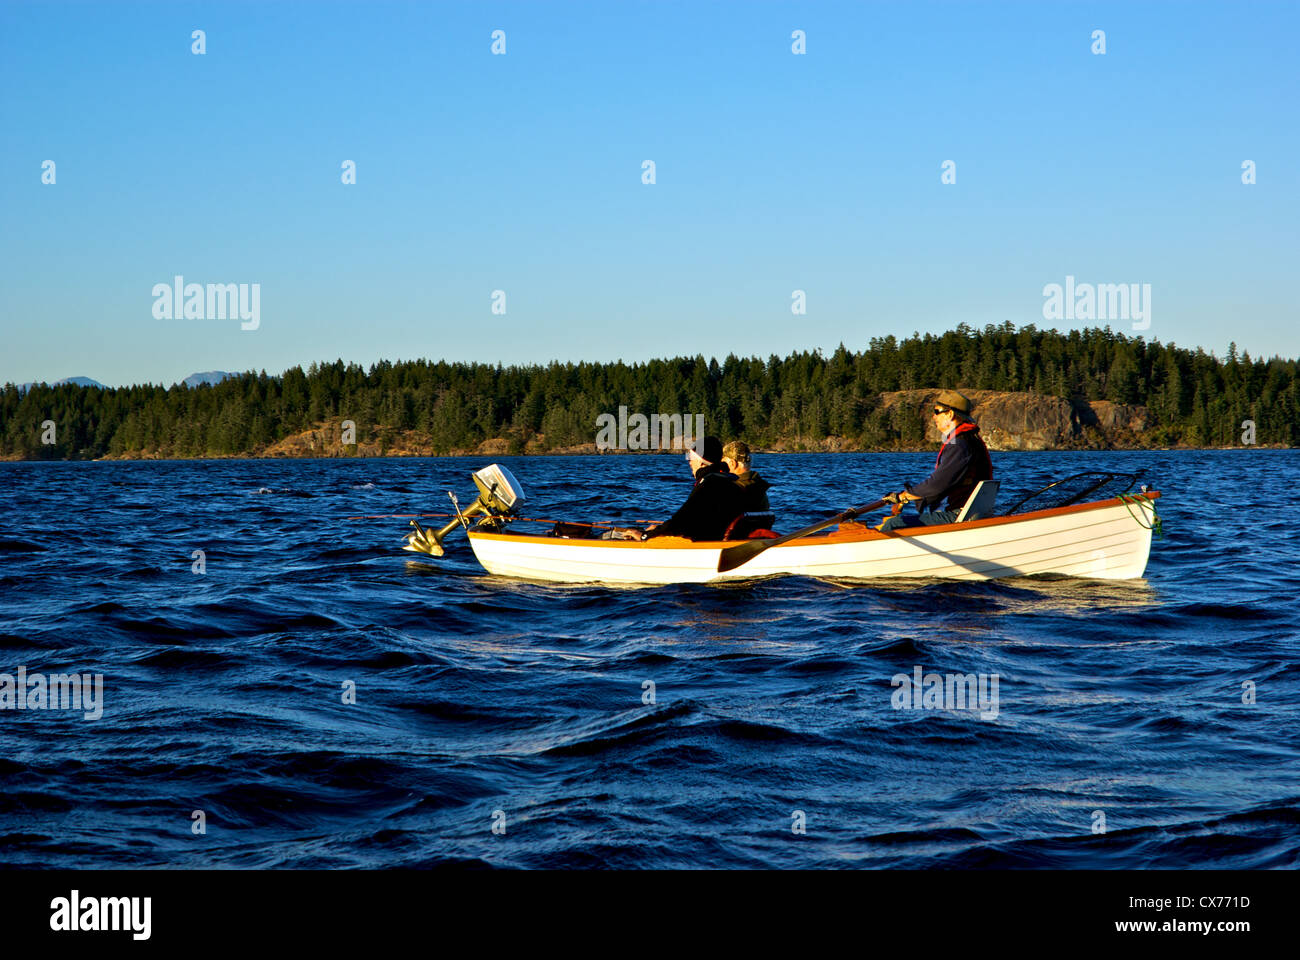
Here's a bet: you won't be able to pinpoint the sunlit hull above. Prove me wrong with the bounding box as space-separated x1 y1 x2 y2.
465 494 1161 585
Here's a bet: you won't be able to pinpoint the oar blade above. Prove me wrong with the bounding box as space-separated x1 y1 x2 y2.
715 499 887 575
716 538 772 573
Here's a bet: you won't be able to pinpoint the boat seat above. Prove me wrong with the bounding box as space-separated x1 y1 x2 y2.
956 480 999 523
723 513 778 541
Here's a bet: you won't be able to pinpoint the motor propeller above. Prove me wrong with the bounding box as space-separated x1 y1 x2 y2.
403 464 525 557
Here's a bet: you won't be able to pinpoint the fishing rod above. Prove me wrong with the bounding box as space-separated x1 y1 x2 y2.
344 510 661 527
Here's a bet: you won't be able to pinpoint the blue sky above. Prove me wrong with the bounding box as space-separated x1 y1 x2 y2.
2 0 1296 388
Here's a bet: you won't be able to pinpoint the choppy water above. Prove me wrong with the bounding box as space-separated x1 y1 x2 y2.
1 451 1297 868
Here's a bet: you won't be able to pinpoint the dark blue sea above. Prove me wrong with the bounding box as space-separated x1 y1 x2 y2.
1 451 1297 869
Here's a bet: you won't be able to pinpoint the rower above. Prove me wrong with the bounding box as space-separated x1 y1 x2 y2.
877 390 994 531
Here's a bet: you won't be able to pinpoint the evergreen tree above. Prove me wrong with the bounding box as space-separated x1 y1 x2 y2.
3 325 1295 458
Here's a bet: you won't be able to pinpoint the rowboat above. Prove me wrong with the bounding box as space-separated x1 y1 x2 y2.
403 464 1163 585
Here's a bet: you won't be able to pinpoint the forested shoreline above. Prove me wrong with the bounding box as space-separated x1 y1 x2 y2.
3 323 1295 460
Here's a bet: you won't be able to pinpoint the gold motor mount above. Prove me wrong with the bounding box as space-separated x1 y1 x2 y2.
402 464 526 557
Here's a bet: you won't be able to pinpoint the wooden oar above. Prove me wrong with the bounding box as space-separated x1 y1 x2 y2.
716 499 887 573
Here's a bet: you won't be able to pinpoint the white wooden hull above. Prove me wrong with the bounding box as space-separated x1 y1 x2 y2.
465 495 1160 585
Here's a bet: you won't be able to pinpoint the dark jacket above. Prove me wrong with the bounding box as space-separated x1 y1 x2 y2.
692 461 729 488
731 470 771 512
647 472 746 541
905 422 993 513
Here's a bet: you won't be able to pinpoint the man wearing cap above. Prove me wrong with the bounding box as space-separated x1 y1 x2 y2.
877 390 994 532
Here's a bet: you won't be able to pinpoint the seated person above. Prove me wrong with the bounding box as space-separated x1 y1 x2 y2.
878 390 993 532
719 440 776 540
720 440 770 511
597 436 735 541
686 435 729 487
645 439 769 541
642 471 744 541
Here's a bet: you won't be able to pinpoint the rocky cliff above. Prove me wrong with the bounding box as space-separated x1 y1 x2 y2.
876 389 1150 451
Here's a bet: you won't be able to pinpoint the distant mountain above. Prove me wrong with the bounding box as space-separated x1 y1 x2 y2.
13 376 108 392
181 371 236 388
10 372 240 392
55 376 108 388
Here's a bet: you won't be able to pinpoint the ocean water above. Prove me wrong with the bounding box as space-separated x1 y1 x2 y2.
0 451 1297 869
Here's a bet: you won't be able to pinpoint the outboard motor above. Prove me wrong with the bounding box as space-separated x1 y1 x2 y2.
404 464 526 556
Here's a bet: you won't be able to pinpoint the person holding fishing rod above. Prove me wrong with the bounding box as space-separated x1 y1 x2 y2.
876 390 994 531
642 439 772 541
686 435 729 487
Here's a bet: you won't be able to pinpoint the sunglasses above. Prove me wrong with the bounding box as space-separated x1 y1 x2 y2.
932 407 950 416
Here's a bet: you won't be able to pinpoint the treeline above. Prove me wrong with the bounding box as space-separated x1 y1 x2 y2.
3 323 1296 459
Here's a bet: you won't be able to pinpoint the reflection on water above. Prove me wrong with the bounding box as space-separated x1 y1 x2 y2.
986 575 1159 612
